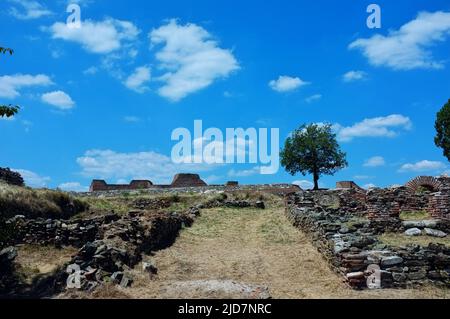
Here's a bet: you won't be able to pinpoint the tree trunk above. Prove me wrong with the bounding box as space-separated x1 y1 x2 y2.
313 171 319 191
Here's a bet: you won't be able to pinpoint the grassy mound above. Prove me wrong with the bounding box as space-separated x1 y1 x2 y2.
0 181 88 220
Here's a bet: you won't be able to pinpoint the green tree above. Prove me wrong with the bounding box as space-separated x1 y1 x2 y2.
435 99 450 162
0 47 19 118
281 124 348 190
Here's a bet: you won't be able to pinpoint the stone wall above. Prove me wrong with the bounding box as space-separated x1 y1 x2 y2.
285 191 450 289
89 180 153 192
336 181 363 191
0 168 24 187
366 177 450 223
171 174 207 187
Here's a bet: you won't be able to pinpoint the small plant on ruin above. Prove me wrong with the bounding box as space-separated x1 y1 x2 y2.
0 47 20 119
435 99 450 162
281 124 348 190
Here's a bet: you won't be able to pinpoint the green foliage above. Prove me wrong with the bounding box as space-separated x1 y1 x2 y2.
0 47 14 55
280 124 348 190
0 46 19 119
0 105 20 118
435 99 450 161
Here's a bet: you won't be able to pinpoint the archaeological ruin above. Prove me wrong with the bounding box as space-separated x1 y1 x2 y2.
286 175 450 289
89 174 208 192
1 173 449 298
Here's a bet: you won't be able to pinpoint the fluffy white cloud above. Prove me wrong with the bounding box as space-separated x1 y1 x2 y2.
0 74 53 98
364 184 377 190
349 11 450 70
399 160 447 172
58 182 88 192
41 91 75 109
305 94 322 103
269 75 309 92
335 114 412 142
13 169 50 188
364 156 386 167
76 149 215 185
48 19 140 54
124 66 151 93
150 19 239 102
8 0 52 20
343 70 368 82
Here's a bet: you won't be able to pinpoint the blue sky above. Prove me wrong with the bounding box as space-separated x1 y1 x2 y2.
1 0 450 191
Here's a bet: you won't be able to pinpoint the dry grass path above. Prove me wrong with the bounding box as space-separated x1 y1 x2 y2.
120 198 448 299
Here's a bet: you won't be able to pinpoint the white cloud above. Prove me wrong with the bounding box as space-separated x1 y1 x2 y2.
364 183 377 190
269 75 309 92
292 180 314 190
58 182 88 192
124 66 151 93
48 18 140 54
8 0 52 20
150 19 239 102
41 91 75 110
363 156 386 167
399 160 447 173
228 166 260 178
305 94 322 103
0 74 53 99
13 169 50 188
76 149 215 185
349 11 450 70
335 114 412 142
83 66 98 75
343 70 368 82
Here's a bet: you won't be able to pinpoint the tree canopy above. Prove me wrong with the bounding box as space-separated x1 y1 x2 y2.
0 46 19 118
435 99 450 162
280 123 348 190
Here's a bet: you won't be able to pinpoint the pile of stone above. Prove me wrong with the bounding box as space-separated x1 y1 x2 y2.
0 168 24 187
63 209 196 291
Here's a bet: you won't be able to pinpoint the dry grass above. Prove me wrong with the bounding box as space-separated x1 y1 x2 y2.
0 182 87 219
400 211 431 221
82 193 208 216
380 233 450 248
15 245 78 284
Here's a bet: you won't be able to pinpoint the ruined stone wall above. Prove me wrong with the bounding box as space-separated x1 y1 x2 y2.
366 180 449 223
285 191 450 289
89 180 154 192
171 174 207 187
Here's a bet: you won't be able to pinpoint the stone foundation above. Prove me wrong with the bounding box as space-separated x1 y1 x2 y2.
285 191 450 289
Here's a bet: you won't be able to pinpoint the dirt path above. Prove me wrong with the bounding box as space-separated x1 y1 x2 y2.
124 198 449 299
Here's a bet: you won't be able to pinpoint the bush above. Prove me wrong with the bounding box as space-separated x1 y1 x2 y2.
0 168 24 187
